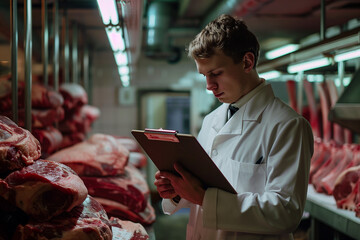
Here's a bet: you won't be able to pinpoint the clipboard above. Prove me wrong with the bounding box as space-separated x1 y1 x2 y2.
131 129 237 194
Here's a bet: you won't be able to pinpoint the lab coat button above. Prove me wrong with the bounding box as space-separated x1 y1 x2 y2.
212 149 218 156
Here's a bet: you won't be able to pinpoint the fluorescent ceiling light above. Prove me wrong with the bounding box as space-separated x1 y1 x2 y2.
287 57 331 73
334 48 360 62
121 75 130 87
114 51 128 66
265 44 299 60
335 77 351 87
96 0 119 25
118 66 129 76
106 27 125 52
259 70 281 80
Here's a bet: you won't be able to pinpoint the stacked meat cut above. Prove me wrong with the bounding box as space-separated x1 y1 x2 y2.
287 79 360 218
58 83 100 149
0 79 100 157
0 79 65 157
0 116 149 239
47 133 155 226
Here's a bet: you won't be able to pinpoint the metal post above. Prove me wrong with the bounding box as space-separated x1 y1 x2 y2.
10 0 18 123
320 0 326 41
296 71 304 115
42 0 49 86
62 9 70 83
24 0 32 131
72 22 78 83
53 0 59 91
83 43 89 94
338 61 345 94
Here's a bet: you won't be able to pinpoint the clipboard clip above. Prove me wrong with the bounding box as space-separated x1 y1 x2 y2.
144 128 179 142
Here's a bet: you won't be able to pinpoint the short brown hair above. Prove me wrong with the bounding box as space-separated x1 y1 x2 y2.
187 14 260 67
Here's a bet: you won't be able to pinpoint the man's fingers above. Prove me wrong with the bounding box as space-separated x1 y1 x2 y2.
174 162 189 180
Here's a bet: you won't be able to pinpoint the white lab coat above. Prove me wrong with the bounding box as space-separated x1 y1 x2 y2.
162 83 314 240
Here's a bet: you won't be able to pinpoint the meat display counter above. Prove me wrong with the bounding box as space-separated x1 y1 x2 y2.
305 185 360 240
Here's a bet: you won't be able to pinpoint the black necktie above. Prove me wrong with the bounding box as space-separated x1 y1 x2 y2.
228 105 239 119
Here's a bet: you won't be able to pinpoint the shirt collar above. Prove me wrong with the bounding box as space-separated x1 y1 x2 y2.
231 79 266 109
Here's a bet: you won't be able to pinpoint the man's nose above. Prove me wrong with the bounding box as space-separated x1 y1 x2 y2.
206 77 217 91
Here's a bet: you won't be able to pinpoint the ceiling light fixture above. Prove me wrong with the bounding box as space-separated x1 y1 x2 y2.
259 70 281 80
118 66 129 76
121 75 130 87
106 27 125 52
334 47 360 62
96 0 119 25
287 57 331 73
265 44 300 60
114 51 128 66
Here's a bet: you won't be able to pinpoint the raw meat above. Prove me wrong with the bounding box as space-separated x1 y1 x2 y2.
31 83 64 109
110 217 149 240
47 134 129 176
82 165 149 213
60 132 86 149
309 139 332 183
0 116 41 174
312 143 344 193
0 159 88 221
129 152 148 169
32 126 63 156
95 197 156 226
1 107 65 129
317 82 332 142
333 165 360 211
326 80 345 145
303 79 321 138
0 196 28 240
13 195 112 240
59 83 88 111
114 136 143 153
286 80 298 113
319 144 357 195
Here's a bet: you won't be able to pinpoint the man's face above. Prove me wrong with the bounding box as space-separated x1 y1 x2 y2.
195 50 250 104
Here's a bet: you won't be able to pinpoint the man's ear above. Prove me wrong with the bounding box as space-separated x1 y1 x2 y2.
243 52 255 72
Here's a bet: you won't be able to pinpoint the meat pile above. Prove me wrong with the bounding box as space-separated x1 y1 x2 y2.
47 133 155 226
0 116 149 239
0 79 100 157
287 79 360 218
58 83 100 149
0 79 65 157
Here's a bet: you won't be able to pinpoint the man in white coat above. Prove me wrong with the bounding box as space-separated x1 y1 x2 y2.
154 14 314 240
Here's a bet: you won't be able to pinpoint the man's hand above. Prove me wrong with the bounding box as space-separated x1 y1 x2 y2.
158 162 206 206
154 170 178 200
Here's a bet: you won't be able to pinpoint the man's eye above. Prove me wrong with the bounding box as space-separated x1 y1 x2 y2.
211 72 221 77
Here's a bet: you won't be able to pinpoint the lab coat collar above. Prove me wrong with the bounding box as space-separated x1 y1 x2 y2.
211 83 275 135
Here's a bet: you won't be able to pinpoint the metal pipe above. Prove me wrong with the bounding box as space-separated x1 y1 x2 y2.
10 0 18 123
62 9 70 83
53 0 59 91
42 0 49 86
72 22 78 83
24 0 32 131
320 0 326 41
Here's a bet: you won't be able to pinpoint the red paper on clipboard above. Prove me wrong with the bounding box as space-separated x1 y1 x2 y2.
131 129 237 194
